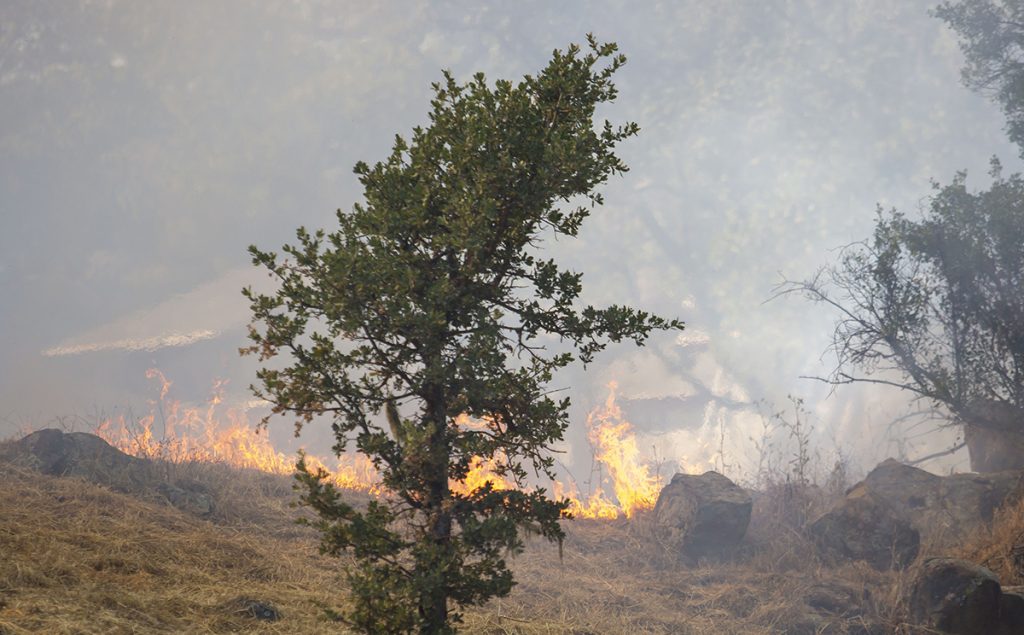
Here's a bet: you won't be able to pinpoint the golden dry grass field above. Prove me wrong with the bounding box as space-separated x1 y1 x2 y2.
3 443 1021 634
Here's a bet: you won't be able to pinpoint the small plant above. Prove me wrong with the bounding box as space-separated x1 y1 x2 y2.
778 395 814 487
745 396 833 533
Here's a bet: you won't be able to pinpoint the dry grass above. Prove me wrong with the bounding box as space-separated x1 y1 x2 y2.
0 460 348 634
955 493 1024 585
0 447 907 634
461 517 893 634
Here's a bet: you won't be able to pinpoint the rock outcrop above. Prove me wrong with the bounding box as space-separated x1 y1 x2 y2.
1 428 149 489
1 429 215 518
807 487 919 570
963 399 1024 472
809 458 1024 567
653 471 751 560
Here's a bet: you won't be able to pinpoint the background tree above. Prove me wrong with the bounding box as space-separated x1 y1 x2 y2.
242 37 683 633
778 2 1024 470
778 162 1024 467
935 0 1024 156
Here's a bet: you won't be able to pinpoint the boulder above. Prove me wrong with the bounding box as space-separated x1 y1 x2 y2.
807 487 919 570
0 428 149 489
832 458 1023 548
908 558 1002 634
965 424 1024 473
998 586 1024 633
855 459 940 514
803 579 865 618
653 471 751 560
1 429 216 518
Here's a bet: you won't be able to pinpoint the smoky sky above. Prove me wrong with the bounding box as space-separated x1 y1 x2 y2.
1 0 1019 475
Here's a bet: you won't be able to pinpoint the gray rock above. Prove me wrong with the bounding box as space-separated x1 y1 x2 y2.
1 428 149 489
227 597 280 621
803 580 864 617
856 459 940 512
908 557 1002 634
808 488 919 570
963 399 1024 472
653 471 751 560
829 458 1023 549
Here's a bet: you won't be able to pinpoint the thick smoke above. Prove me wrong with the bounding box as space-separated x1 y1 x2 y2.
1 1 1018 478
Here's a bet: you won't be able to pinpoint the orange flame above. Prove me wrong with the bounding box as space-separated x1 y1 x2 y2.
450 414 516 495
456 455 515 494
555 382 662 519
583 381 662 517
449 385 663 519
95 369 383 495
97 372 662 520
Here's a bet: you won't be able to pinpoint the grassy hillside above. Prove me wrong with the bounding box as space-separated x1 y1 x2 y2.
15 426 1024 634
0 445 930 635
0 458 346 634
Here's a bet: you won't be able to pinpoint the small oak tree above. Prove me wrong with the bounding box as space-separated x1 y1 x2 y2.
242 37 683 633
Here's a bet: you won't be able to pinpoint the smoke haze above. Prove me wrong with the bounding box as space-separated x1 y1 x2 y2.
2 0 1019 476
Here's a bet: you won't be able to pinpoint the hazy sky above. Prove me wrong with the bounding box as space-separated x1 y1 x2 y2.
2 0 1018 477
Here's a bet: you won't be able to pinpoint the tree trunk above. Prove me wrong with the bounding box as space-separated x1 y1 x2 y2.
964 399 1024 472
420 509 452 634
419 389 452 634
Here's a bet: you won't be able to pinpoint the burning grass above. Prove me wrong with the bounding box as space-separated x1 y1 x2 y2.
0 372 930 632
91 371 673 522
0 446 905 634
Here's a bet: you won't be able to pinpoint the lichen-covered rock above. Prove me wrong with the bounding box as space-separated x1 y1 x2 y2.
653 471 751 560
807 487 919 570
908 557 1002 634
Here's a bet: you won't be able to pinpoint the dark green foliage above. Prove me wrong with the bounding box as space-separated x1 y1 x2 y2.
243 37 683 633
935 0 1024 156
780 160 1024 424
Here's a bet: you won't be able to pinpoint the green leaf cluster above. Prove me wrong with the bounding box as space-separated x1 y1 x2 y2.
935 0 1024 157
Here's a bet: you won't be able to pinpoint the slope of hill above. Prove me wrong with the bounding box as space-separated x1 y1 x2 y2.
0 458 347 634
0 441 913 634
